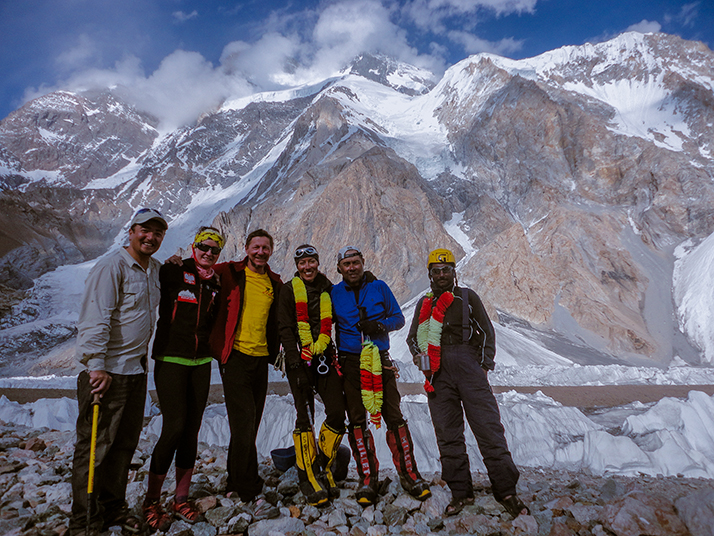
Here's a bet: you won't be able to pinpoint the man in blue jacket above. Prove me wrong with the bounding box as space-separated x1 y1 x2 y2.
332 246 430 506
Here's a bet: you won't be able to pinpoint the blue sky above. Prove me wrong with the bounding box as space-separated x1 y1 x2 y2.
1 0 711 128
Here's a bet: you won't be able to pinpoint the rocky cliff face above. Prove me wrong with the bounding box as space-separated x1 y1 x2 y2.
1 32 713 373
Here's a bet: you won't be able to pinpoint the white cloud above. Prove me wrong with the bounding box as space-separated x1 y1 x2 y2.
625 19 662 34
677 2 699 27
25 52 254 133
55 34 100 72
226 0 444 87
448 30 524 56
21 0 448 130
173 10 198 23
663 2 699 28
404 0 537 32
220 33 302 88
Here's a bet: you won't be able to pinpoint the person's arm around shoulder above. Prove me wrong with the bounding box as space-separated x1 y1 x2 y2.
158 261 183 296
76 259 123 396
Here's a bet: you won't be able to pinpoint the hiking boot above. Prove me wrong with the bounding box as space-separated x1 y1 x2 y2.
168 499 201 523
355 484 378 507
142 500 172 532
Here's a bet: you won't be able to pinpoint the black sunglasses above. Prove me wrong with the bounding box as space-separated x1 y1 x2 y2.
295 246 318 259
195 243 222 255
430 265 454 276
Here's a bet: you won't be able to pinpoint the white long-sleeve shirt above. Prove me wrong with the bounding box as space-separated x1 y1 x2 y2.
76 248 161 375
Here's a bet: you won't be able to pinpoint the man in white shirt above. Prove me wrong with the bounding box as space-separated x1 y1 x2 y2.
69 208 167 536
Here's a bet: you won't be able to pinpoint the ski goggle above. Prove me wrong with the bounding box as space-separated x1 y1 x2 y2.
295 246 318 260
194 243 222 255
430 265 454 276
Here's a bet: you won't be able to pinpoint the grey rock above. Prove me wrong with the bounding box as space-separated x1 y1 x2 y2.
302 504 321 523
451 513 501 535
350 520 370 536
469 495 502 516
391 495 422 512
226 513 251 534
204 505 237 527
328 508 348 527
360 505 375 524
592 525 610 536
366 526 388 536
601 490 690 536
427 517 444 531
568 503 602 524
333 497 362 517
277 466 301 496
166 519 193 536
382 504 408 526
675 489 714 536
373 509 383 525
0 437 22 450
264 488 282 505
599 477 625 501
252 502 281 521
190 521 217 536
511 514 539 534
419 487 450 518
249 516 305 536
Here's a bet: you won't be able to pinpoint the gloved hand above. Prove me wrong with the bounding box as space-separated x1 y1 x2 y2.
288 362 311 389
356 320 386 336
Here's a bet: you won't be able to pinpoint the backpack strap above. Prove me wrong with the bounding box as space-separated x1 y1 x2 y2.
461 287 470 344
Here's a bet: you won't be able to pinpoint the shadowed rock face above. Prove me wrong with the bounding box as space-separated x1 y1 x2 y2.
1 32 713 370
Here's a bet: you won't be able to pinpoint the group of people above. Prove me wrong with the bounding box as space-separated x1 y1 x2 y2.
69 207 528 536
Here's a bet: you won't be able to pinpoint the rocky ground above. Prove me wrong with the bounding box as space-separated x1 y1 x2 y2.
2 420 714 536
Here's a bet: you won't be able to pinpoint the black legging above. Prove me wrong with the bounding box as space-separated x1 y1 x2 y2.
150 360 211 474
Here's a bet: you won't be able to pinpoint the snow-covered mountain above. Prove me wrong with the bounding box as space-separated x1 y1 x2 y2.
1 32 714 375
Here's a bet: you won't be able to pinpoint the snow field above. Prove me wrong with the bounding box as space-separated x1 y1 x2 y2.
4 386 714 479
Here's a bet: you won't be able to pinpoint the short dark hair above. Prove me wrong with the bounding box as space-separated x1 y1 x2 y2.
245 229 274 249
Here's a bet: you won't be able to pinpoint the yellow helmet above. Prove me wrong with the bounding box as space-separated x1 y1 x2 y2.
428 248 456 267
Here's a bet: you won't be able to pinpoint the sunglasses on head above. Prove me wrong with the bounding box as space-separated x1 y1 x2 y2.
430 265 454 276
195 242 222 255
295 246 318 259
136 207 163 215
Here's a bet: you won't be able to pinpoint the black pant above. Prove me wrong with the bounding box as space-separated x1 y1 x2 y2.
427 344 519 501
70 371 146 535
339 351 406 429
287 356 346 432
219 350 269 501
150 360 211 474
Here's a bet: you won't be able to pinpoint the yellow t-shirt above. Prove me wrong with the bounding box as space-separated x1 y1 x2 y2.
233 268 274 356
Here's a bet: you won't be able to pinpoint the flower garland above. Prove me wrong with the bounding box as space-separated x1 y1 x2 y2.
416 291 454 392
360 340 383 428
292 276 332 361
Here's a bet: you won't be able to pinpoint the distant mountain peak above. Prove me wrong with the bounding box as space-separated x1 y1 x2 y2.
342 52 437 96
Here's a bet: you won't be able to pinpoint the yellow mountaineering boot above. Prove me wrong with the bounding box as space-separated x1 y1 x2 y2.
317 422 345 498
293 428 329 507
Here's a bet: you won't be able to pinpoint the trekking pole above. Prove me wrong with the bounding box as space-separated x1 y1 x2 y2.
86 393 101 536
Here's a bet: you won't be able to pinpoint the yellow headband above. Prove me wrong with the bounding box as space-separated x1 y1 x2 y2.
194 229 225 248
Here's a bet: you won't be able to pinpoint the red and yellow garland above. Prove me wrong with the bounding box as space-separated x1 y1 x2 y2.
292 276 332 361
416 291 454 392
360 340 383 428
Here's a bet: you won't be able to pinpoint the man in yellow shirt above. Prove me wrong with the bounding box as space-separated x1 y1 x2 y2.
209 229 283 502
